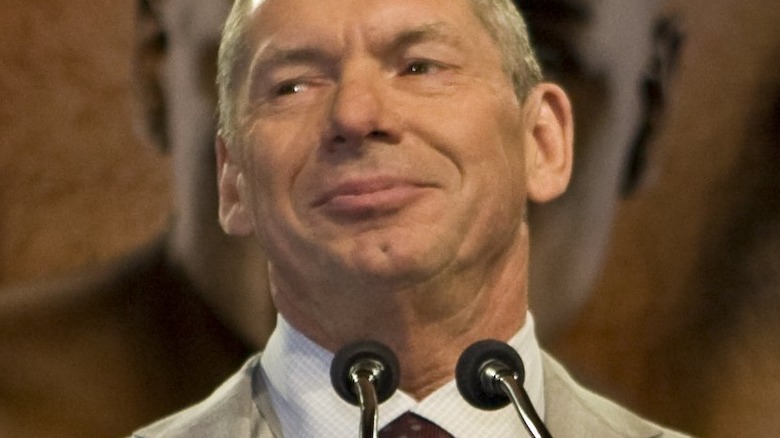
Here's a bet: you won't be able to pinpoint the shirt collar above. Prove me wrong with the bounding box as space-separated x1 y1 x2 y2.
260 313 545 437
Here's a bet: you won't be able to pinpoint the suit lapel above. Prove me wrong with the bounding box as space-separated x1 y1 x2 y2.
542 353 664 437
251 360 285 437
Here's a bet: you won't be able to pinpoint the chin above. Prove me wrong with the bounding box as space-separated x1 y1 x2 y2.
341 238 453 286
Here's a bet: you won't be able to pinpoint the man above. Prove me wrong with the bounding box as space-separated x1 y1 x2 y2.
133 0 690 436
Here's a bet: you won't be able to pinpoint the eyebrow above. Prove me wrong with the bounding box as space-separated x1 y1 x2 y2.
384 22 463 55
252 46 333 74
245 45 333 102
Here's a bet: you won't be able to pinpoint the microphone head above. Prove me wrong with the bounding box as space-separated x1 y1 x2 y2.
330 340 401 406
455 339 525 410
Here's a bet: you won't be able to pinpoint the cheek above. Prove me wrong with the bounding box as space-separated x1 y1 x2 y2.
244 118 319 191
238 116 327 245
238 159 299 260
409 103 526 253
439 101 526 190
454 102 528 226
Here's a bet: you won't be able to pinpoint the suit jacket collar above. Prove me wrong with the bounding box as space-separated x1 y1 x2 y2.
542 353 665 437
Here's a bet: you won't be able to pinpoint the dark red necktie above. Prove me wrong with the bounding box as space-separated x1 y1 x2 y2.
379 412 454 438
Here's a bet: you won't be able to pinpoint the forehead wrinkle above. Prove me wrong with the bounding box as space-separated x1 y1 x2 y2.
248 21 463 78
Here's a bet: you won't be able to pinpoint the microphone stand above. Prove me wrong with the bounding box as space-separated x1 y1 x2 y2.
481 359 552 438
331 341 400 438
351 359 384 438
456 339 553 438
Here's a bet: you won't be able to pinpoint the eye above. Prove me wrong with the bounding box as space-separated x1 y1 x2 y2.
275 81 307 96
403 61 437 75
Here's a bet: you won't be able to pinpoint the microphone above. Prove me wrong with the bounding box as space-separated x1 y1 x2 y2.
330 341 401 438
456 339 553 438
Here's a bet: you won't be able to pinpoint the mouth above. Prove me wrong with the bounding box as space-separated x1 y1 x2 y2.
311 177 435 217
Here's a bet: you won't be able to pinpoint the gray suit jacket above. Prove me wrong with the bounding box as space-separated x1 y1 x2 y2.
132 353 691 437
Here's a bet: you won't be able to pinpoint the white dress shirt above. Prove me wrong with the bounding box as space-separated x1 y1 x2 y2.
260 313 546 437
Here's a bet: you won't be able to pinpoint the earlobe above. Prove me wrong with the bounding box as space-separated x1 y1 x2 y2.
216 136 254 236
524 83 574 203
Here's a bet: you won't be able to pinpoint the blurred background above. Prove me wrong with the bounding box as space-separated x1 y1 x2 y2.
1 0 778 437
0 0 171 283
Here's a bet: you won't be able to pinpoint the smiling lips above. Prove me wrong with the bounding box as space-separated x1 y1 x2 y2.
312 177 434 217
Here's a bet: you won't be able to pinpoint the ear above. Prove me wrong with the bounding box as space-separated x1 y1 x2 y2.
216 135 254 236
523 83 574 203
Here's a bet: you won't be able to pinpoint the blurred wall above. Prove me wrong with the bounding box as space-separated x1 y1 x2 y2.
551 0 780 436
0 0 171 286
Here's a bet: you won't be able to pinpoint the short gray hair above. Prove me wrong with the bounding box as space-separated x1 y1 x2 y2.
468 0 543 99
216 0 542 144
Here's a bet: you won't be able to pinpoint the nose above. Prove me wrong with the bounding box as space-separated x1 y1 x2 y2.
325 67 400 150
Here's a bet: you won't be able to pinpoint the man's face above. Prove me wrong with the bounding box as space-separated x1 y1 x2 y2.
225 0 534 287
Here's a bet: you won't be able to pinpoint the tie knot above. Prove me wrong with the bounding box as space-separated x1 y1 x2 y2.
379 412 454 438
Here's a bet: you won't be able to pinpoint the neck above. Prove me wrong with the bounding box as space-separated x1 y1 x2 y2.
274 225 530 399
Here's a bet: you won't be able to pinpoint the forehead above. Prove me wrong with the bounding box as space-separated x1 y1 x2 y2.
246 0 485 47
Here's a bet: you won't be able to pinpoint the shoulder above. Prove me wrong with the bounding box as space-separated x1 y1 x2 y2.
131 354 277 438
542 353 693 438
